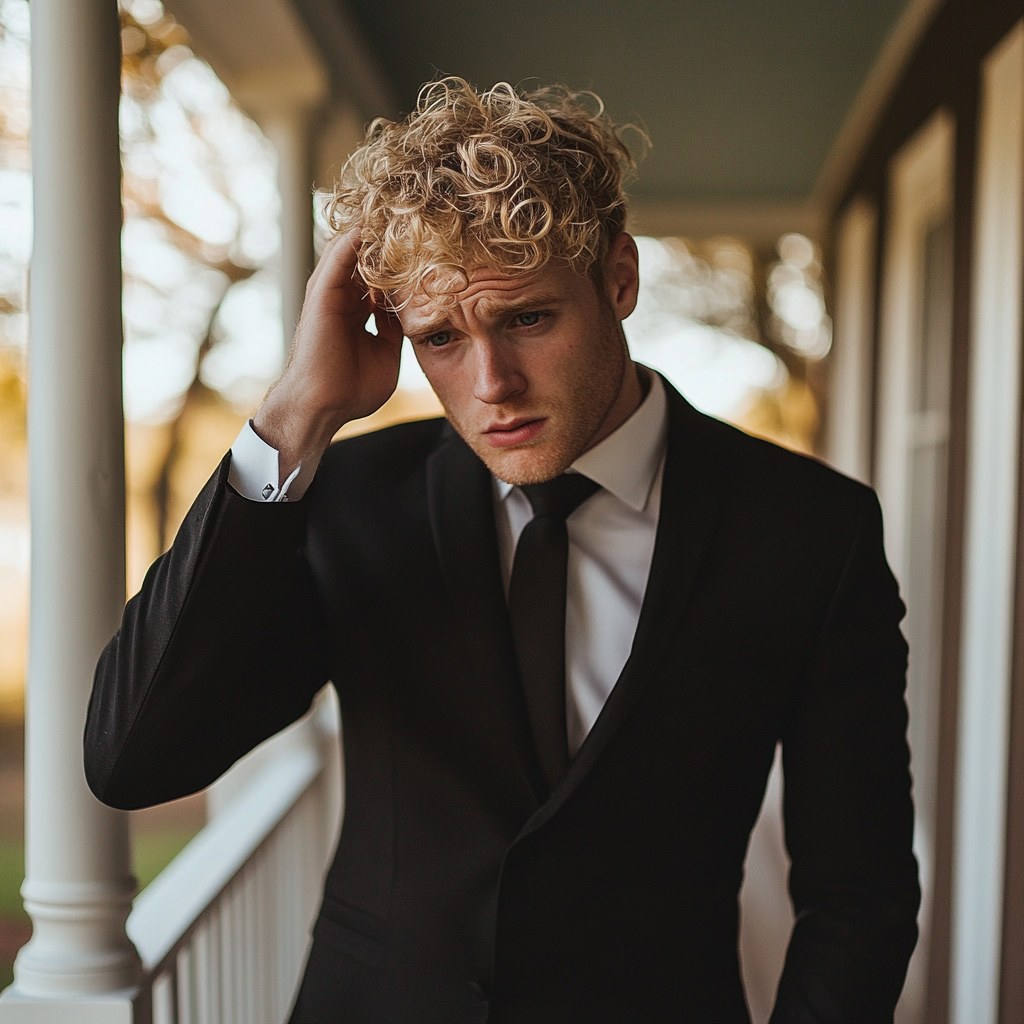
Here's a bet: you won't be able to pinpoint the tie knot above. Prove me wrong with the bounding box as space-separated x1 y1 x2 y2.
519 473 601 521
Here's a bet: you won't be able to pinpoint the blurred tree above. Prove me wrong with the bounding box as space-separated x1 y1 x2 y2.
118 1 281 554
624 233 827 454
0 0 29 367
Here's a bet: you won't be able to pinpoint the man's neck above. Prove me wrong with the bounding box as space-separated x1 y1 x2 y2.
582 360 647 454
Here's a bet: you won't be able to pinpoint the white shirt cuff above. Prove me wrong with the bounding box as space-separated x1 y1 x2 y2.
228 420 313 502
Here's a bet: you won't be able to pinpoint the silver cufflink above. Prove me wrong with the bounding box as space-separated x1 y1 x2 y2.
262 483 275 500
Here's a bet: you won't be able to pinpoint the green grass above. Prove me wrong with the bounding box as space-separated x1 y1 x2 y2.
0 842 26 926
0 841 28 992
134 828 200 892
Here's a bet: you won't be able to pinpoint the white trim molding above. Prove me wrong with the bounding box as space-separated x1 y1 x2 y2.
827 197 878 483
875 108 954 579
874 108 955 1024
951 21 1024 1024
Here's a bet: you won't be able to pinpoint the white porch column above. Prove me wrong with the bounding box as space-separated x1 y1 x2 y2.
0 0 142 1018
264 109 316 357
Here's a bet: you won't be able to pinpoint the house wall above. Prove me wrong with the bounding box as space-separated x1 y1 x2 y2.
830 3 1024 1021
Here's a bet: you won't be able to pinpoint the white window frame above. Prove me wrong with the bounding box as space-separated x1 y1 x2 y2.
827 196 878 484
875 109 955 579
951 21 1024 1024
875 107 955 1024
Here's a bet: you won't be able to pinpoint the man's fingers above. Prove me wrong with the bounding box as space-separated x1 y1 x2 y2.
309 228 362 294
317 229 362 292
305 232 342 292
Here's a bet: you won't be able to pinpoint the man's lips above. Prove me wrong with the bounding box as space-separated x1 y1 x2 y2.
482 417 547 448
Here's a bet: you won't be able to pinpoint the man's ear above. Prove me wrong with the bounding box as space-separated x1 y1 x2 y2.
603 232 640 321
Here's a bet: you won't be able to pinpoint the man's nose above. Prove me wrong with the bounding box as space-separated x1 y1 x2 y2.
472 339 526 405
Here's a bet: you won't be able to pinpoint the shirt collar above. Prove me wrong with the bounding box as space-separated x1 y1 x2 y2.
494 369 668 513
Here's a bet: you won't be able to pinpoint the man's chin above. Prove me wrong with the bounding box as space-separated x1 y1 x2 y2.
472 441 574 486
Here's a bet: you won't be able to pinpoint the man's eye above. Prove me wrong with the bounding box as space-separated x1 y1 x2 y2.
516 312 543 327
427 332 451 347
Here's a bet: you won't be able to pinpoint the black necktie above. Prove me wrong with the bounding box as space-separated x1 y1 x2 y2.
508 473 601 794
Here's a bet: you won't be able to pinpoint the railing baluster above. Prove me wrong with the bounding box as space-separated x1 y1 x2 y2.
152 968 175 1024
242 860 257 1024
219 885 234 1024
272 827 286 1020
305 785 320 922
126 692 340 1024
194 920 210 1024
177 944 193 1024
250 848 263 1024
282 825 294 1019
285 809 298 995
230 874 244 1024
281 818 292 1006
210 905 222 1023
262 839 277 1024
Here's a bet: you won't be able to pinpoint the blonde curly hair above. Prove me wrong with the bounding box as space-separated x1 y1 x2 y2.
327 77 640 302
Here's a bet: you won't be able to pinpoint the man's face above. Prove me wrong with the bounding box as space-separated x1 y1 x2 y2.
398 234 641 485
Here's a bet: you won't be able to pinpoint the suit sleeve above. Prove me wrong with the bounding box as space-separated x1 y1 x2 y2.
771 488 920 1023
84 453 331 810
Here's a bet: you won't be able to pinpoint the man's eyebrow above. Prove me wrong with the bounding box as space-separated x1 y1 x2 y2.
406 313 455 338
480 292 563 318
406 292 563 337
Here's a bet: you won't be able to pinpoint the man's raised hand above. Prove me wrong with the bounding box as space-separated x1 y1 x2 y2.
253 229 404 478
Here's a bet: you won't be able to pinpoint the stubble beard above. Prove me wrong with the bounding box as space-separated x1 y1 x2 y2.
445 324 629 486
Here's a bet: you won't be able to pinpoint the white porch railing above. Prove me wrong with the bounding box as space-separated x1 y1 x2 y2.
127 687 343 1024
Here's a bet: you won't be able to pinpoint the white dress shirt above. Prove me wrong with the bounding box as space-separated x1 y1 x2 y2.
229 372 669 755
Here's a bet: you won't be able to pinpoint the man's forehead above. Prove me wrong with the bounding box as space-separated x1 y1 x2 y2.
398 264 572 323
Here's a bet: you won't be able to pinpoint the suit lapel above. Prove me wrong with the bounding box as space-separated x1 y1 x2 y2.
426 426 544 809
515 382 729 842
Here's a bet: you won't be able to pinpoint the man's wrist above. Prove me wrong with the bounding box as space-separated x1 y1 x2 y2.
252 388 348 477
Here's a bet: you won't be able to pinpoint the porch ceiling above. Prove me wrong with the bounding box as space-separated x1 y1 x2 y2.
338 0 912 211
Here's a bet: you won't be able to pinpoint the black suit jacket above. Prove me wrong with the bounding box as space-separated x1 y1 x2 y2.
85 382 919 1023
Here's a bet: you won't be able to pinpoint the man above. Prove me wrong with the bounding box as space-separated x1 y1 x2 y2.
86 79 919 1022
